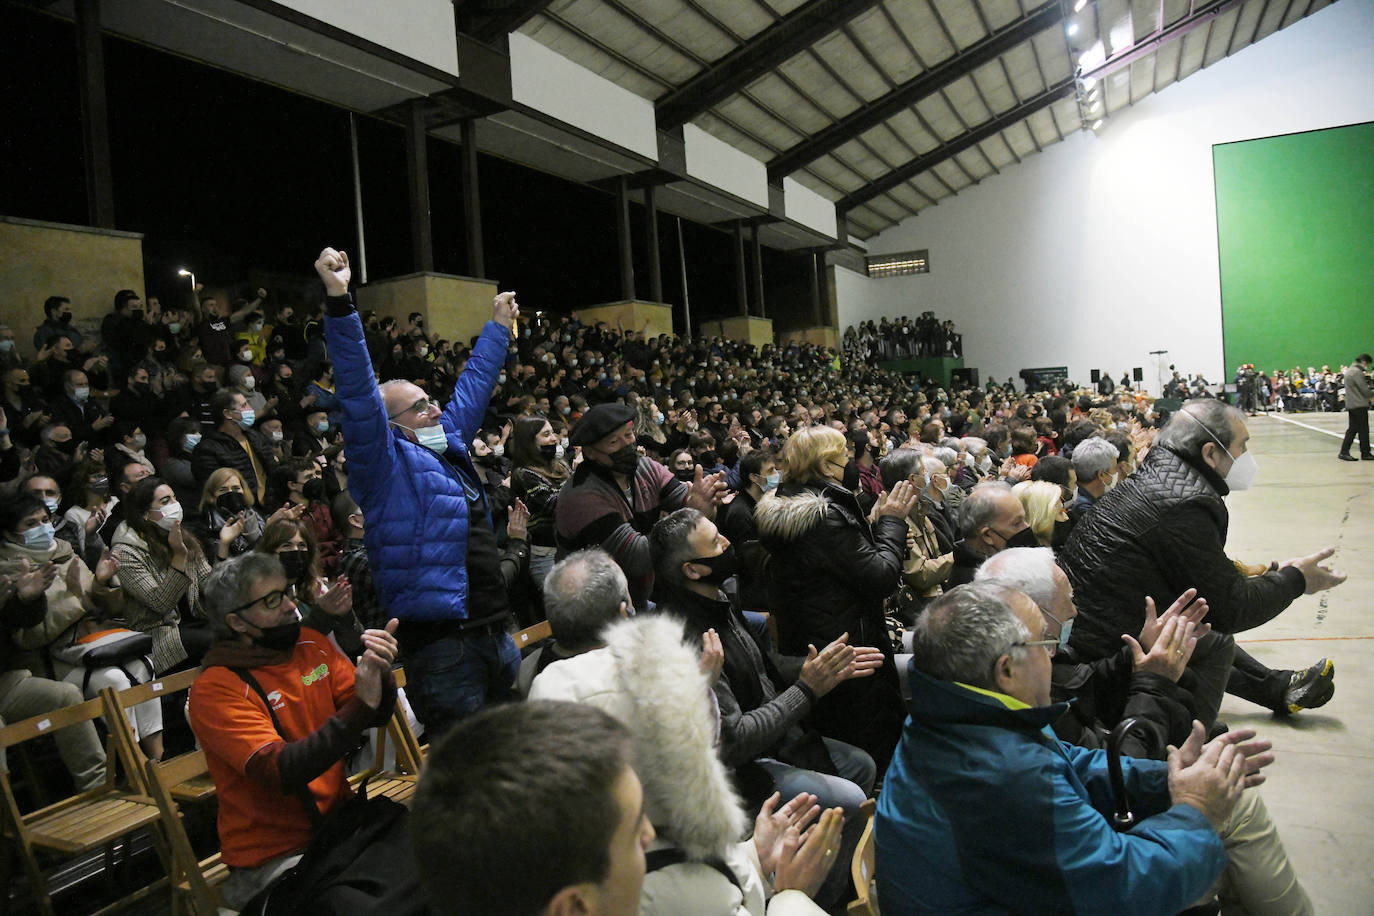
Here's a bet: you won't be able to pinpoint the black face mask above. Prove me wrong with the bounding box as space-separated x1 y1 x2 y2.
539 443 558 462
1051 517 1074 549
475 453 502 468
58 313 72 326
689 546 739 586
129 310 143 321
278 550 309 581
216 491 248 515
996 526 1041 551
134 381 152 395
696 450 717 467
249 615 301 652
302 478 326 501
606 444 640 476
673 466 697 482
53 439 77 455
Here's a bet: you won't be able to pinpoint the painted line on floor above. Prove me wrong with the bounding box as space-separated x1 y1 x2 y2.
1238 636 1374 643
1262 412 1345 440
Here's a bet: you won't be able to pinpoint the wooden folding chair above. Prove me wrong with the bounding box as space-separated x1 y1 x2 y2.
847 798 879 916
145 751 226 916
514 619 552 651
388 667 426 775
0 696 168 916
347 668 421 804
99 667 215 804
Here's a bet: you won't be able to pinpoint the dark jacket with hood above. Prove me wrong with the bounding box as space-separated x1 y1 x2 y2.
754 479 906 766
1059 445 1305 661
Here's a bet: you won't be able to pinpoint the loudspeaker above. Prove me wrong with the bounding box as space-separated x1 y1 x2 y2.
1091 369 1101 383
951 368 980 388
1133 367 1143 382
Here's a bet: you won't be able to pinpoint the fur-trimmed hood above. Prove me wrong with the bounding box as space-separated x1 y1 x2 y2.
753 490 829 543
528 613 746 860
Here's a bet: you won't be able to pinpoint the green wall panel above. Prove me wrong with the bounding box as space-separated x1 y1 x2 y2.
1214 121 1374 376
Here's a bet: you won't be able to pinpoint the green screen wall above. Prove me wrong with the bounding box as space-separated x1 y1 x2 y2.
1213 121 1374 376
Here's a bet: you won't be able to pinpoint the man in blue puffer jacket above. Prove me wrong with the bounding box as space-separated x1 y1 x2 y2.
316 247 519 740
877 583 1260 916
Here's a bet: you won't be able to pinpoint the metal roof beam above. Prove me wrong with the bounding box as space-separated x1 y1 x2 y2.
767 0 1063 181
655 0 883 131
837 79 1076 214
456 0 555 46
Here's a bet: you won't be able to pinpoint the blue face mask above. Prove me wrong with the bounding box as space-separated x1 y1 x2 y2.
394 421 448 454
314 421 329 435
23 522 55 551
184 433 202 451
1044 608 1074 651
237 409 256 429
762 470 781 492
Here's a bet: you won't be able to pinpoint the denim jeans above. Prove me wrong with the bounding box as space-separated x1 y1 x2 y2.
404 631 519 743
758 737 875 910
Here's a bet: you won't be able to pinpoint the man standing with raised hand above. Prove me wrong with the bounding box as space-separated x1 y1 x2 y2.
316 247 520 741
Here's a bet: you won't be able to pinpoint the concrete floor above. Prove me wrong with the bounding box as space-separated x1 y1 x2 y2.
1215 411 1373 915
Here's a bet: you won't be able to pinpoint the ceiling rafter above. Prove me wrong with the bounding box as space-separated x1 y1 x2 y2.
838 78 1076 213
457 0 554 45
655 0 885 131
767 0 1063 181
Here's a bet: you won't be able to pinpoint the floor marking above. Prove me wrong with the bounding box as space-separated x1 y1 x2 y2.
1263 412 1346 440
1238 636 1374 643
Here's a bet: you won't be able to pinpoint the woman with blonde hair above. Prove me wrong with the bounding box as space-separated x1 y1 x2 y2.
1013 479 1070 549
754 424 919 769
184 466 296 564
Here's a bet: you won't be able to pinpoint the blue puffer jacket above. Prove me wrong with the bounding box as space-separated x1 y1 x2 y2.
325 298 508 622
876 667 1225 916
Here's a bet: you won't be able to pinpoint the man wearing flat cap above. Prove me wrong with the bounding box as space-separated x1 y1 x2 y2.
556 402 726 609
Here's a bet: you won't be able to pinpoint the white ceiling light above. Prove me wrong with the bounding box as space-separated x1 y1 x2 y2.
1091 119 1104 130
1067 22 1080 36
1074 0 1088 11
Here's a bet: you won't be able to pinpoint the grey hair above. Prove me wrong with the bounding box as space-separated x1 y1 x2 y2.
1155 400 1242 460
976 548 1058 610
938 437 963 452
1070 437 1119 481
963 437 989 457
959 480 1012 540
878 448 923 491
201 553 286 640
543 549 630 651
228 364 252 386
911 583 1032 690
649 507 708 591
931 446 958 469
919 455 945 478
40 422 70 445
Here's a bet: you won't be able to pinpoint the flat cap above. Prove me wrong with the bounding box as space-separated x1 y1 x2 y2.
569 403 636 447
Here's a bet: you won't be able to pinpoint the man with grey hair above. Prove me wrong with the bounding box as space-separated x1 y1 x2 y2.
1061 399 1346 717
188 552 400 910
517 549 632 696
1067 436 1119 523
978 548 1314 914
876 582 1260 915
949 481 1038 587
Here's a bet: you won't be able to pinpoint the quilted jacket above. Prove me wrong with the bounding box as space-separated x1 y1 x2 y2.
1058 446 1305 661
324 296 508 623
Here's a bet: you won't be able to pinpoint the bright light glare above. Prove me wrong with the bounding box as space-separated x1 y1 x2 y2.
177 269 191 277
1067 22 1079 35
1074 0 1088 11
1082 77 1097 91
1091 119 1104 130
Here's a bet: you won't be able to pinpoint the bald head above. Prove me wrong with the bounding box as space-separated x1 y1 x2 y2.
960 481 1028 558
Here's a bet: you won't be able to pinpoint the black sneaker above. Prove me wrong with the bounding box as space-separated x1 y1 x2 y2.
1284 658 1335 714
1338 453 1357 461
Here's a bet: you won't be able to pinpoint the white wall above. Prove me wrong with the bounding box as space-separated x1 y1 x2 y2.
837 0 1374 392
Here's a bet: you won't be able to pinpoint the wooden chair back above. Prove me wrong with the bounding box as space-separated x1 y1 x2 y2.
514 619 552 651
145 750 226 915
847 798 879 916
100 667 210 801
0 695 167 916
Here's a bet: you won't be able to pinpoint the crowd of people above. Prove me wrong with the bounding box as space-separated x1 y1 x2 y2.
0 248 1358 914
842 313 962 361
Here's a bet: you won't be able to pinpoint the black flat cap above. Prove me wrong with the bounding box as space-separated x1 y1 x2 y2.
570 403 636 447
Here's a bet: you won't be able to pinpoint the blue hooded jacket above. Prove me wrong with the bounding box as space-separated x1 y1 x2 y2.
325 298 509 622
876 667 1225 915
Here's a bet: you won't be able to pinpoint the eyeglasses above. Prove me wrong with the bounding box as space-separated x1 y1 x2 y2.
1015 637 1059 657
231 589 288 615
388 396 438 420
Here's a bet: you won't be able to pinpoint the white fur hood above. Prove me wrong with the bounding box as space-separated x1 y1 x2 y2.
528 613 746 859
753 490 829 543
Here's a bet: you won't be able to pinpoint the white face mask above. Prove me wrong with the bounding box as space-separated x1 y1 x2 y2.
242 375 256 390
152 501 183 530
1223 450 1258 491
491 444 505 458
1101 472 1117 493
